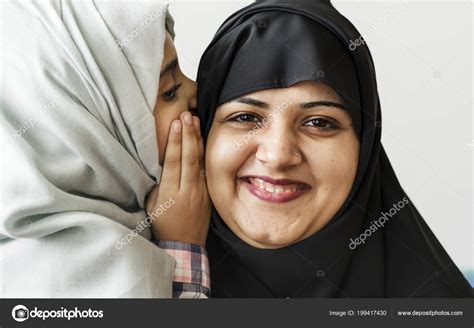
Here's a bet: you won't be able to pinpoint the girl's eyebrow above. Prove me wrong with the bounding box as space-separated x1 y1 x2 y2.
234 97 347 111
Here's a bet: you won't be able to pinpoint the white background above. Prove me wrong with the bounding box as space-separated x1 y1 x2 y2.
170 0 473 274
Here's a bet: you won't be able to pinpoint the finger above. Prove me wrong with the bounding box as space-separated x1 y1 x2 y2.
160 120 182 190
198 136 206 178
193 116 205 176
192 116 204 156
180 111 200 189
192 114 200 135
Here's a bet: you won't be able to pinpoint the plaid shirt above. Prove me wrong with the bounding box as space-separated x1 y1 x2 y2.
155 240 210 298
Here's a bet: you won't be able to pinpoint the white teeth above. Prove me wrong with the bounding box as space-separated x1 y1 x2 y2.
265 182 275 193
275 186 284 194
248 178 304 194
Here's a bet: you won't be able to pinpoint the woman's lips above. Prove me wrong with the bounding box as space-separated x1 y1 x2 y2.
239 176 311 203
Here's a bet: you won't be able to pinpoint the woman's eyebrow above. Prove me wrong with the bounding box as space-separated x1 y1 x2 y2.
160 57 178 78
234 97 269 109
300 101 347 111
234 97 347 111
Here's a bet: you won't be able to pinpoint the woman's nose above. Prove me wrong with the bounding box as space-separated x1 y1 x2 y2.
254 124 302 169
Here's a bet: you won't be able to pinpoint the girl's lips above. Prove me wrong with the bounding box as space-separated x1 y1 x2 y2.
239 177 311 203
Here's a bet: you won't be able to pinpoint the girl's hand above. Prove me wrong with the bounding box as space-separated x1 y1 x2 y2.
146 111 211 247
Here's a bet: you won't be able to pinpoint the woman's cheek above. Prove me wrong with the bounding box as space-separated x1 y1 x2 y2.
208 128 253 169
305 142 351 188
205 130 239 191
327 151 358 193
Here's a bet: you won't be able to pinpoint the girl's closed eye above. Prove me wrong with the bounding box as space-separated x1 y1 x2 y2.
162 83 182 102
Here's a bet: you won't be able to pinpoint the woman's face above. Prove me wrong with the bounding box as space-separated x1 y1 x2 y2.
154 33 197 165
205 81 360 249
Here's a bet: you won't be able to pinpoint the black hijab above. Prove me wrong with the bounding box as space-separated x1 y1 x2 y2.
196 0 472 298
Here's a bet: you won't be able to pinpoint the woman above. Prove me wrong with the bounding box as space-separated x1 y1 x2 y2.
1 0 210 298
196 0 472 297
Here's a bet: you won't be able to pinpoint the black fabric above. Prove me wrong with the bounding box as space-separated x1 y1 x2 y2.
196 0 472 298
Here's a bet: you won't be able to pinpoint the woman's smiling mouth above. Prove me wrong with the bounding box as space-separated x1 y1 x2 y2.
239 175 311 203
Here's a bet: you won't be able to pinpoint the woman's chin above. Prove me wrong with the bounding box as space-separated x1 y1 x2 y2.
231 216 305 249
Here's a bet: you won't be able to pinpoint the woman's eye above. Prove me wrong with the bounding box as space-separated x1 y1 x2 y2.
162 83 182 102
229 113 262 124
303 117 339 130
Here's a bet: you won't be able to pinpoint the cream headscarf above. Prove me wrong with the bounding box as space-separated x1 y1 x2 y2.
0 0 176 297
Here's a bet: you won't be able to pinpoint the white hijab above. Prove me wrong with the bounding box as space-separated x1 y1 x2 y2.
0 0 176 297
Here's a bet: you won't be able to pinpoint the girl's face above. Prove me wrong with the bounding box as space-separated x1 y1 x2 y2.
205 81 360 249
154 33 197 165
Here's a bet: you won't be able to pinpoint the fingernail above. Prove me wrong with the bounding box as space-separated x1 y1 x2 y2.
183 111 193 125
172 120 181 133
